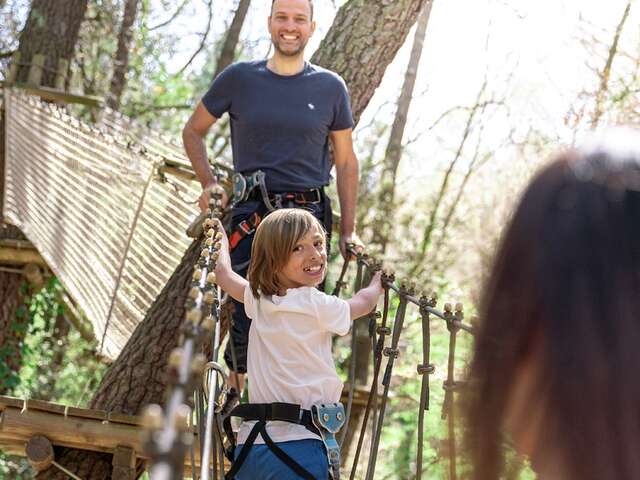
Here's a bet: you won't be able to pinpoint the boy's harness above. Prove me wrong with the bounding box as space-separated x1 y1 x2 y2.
223 402 346 479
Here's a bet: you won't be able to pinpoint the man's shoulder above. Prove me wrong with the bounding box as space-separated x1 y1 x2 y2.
223 60 266 76
306 63 348 87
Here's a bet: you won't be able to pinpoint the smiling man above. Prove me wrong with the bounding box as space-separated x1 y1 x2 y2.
183 0 361 400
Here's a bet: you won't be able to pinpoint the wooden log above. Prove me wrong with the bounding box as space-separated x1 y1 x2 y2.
112 445 136 480
55 59 69 91
22 263 44 288
0 81 103 107
0 246 47 267
27 54 45 87
25 435 54 472
6 52 20 85
0 396 141 427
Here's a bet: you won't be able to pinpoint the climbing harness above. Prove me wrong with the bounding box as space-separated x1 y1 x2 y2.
223 402 346 480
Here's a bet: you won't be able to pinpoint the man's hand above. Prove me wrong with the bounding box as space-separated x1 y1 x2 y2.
199 182 229 213
339 233 365 260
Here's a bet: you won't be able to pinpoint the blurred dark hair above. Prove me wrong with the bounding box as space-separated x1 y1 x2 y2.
270 0 314 21
465 131 640 479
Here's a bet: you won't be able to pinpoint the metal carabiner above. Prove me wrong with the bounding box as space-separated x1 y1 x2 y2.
202 361 229 412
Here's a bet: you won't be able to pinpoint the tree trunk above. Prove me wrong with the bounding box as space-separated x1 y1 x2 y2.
39 0 429 477
106 0 140 111
372 2 433 255
0 271 25 394
311 0 429 123
213 0 251 78
15 0 88 88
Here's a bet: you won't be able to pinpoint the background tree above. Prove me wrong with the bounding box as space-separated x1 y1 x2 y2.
370 1 433 255
14 0 89 88
36 0 429 477
106 0 140 110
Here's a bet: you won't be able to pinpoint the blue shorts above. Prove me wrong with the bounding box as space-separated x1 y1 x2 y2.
233 439 329 479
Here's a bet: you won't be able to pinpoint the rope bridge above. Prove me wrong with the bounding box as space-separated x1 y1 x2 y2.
1 86 476 478
2 86 218 359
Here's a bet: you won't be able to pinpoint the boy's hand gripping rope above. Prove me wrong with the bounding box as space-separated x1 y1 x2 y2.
143 192 226 480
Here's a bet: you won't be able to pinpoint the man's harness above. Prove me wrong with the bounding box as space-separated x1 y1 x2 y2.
228 170 324 252
223 402 346 479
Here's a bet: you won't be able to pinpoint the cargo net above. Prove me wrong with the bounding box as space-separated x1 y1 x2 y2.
2 87 211 359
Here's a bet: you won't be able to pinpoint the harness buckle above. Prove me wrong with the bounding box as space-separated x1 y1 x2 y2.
311 403 346 480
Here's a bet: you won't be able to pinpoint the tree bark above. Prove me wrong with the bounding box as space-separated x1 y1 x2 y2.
311 0 429 124
106 0 140 111
213 0 252 78
15 0 89 88
0 271 25 394
372 2 433 255
39 0 428 476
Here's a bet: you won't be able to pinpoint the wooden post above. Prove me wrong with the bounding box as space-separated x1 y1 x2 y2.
22 263 44 288
55 59 69 91
6 52 20 85
112 445 136 480
27 54 45 87
25 435 54 472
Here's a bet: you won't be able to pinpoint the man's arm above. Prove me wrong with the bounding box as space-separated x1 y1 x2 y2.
182 102 228 211
330 128 361 258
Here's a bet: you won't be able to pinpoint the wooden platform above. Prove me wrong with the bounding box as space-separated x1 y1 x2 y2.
0 387 373 476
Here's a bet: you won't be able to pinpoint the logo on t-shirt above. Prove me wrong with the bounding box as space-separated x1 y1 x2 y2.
308 103 315 110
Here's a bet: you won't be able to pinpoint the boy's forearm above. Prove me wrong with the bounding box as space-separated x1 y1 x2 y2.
347 284 379 320
215 266 248 303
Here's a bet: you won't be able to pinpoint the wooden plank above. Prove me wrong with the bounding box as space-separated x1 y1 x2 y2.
112 445 136 480
0 81 103 107
0 407 145 456
0 246 47 267
0 396 141 427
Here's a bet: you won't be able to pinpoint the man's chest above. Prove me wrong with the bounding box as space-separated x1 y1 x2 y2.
230 81 335 134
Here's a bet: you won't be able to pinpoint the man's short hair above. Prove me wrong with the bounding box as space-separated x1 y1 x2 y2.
270 0 314 21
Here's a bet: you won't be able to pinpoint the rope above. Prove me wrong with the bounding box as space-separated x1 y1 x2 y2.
365 286 412 480
348 275 392 480
99 158 159 355
339 259 364 446
416 296 436 480
52 461 84 480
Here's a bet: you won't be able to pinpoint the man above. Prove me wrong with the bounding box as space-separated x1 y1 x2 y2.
182 0 360 398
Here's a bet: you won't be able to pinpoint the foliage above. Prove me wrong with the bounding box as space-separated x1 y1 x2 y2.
0 278 106 478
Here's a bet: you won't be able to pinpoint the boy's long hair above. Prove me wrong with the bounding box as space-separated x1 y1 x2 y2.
465 130 640 479
247 208 325 297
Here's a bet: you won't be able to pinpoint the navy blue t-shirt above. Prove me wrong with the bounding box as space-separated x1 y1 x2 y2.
202 60 354 192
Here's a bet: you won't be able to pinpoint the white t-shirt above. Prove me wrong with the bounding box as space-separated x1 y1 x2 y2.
237 284 351 445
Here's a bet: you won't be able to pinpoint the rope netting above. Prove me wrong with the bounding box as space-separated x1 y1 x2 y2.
2 87 209 358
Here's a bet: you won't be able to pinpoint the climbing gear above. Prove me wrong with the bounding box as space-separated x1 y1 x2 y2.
311 403 346 480
223 402 346 480
228 211 263 251
228 183 326 252
231 171 269 206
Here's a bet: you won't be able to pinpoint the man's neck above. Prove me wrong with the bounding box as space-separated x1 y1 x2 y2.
267 53 306 76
